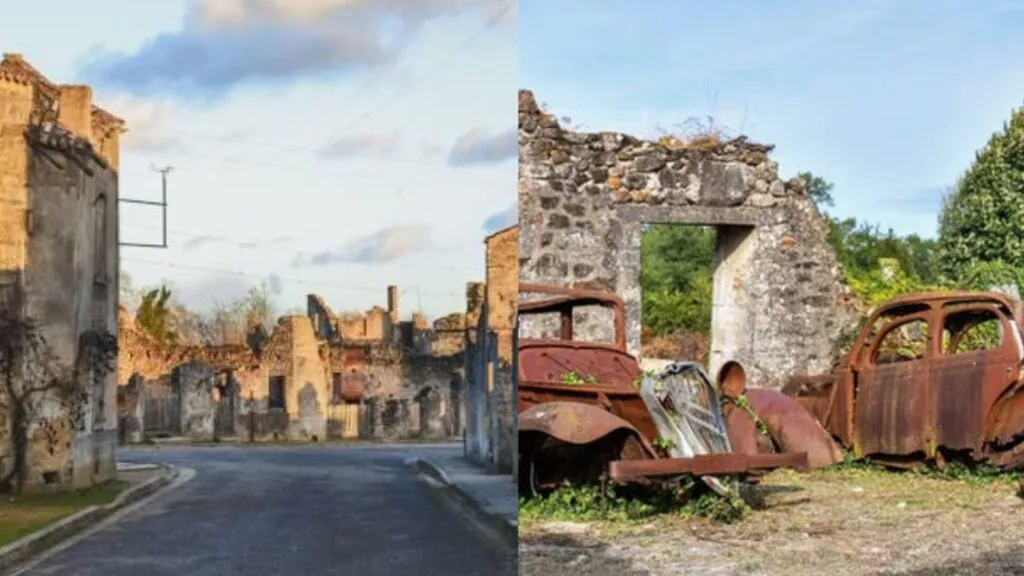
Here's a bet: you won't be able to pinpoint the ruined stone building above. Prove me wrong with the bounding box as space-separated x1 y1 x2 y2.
0 54 123 490
118 285 466 444
518 89 858 389
462 225 518 474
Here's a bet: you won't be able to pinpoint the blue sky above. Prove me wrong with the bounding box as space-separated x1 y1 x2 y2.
3 0 516 318
519 0 1024 239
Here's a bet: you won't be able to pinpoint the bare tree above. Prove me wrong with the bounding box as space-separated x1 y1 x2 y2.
209 282 278 346
0 312 117 493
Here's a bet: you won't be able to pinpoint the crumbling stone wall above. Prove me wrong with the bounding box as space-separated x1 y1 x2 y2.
339 306 391 341
518 89 858 388
403 352 462 439
307 295 339 341
0 56 123 490
486 226 519 361
118 374 145 444
462 277 516 474
174 362 216 441
118 277 469 444
430 313 466 356
285 315 329 440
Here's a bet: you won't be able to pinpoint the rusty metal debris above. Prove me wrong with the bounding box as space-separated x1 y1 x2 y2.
517 283 829 497
784 291 1024 470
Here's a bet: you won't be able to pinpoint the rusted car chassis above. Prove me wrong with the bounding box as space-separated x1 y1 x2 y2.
518 284 839 493
784 291 1024 470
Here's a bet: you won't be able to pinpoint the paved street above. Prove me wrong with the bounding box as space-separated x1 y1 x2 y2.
15 443 516 576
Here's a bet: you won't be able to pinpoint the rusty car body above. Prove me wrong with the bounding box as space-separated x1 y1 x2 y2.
783 291 1024 469
517 283 841 495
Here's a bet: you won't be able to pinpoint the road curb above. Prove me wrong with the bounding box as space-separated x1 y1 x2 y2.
409 457 518 546
0 464 179 574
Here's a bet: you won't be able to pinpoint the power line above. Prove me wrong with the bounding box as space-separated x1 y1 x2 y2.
326 1 516 143
117 221 481 272
120 256 467 299
118 152 509 179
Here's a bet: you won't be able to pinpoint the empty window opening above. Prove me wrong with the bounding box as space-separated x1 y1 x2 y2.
331 372 343 404
640 224 717 365
942 309 1003 355
873 319 929 365
268 376 286 409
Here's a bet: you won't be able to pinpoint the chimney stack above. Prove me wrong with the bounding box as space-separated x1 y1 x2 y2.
57 84 93 143
387 285 399 324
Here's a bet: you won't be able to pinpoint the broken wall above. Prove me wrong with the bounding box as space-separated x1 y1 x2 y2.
174 361 216 441
403 352 462 439
518 89 858 388
431 313 466 356
486 226 519 361
463 280 516 474
0 63 123 490
118 308 466 443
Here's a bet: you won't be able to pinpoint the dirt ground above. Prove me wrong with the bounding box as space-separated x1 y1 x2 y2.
518 467 1024 576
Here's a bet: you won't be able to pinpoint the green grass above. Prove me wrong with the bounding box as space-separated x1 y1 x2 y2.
0 481 127 547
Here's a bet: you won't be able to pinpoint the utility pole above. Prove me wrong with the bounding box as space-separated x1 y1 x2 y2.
119 164 173 248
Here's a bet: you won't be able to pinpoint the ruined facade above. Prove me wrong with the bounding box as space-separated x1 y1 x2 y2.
518 89 858 389
463 226 518 474
118 286 465 444
0 54 123 490
486 226 518 361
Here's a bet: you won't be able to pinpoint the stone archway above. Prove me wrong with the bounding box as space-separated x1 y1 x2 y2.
517 90 858 389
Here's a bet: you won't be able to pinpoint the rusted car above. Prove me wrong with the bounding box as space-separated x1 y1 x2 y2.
517 283 842 496
783 291 1024 470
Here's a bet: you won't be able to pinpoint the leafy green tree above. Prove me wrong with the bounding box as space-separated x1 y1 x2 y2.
797 171 835 208
640 225 715 336
136 286 178 345
845 258 924 306
938 107 1024 281
827 217 940 287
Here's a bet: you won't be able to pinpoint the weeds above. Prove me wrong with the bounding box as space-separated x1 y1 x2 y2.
561 371 597 386
911 461 1021 486
520 480 751 525
820 449 1021 486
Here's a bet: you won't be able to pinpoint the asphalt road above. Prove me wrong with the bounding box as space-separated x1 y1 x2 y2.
16 443 516 576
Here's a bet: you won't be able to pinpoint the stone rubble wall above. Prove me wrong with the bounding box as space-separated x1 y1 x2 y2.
518 89 859 389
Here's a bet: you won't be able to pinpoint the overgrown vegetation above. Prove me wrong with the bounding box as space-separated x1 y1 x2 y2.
123 273 278 347
519 481 751 525
0 309 118 493
938 107 1024 281
560 371 597 386
819 449 1021 486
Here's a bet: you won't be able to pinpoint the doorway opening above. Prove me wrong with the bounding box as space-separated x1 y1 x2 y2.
639 223 756 377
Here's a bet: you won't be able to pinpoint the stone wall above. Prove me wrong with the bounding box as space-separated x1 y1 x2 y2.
430 313 466 356
118 304 466 444
486 226 519 361
117 374 145 444
518 89 859 389
463 238 518 475
0 56 123 491
403 352 462 439
174 362 216 441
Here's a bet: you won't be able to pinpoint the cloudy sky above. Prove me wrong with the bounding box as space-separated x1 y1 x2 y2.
520 0 1024 238
3 0 516 318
